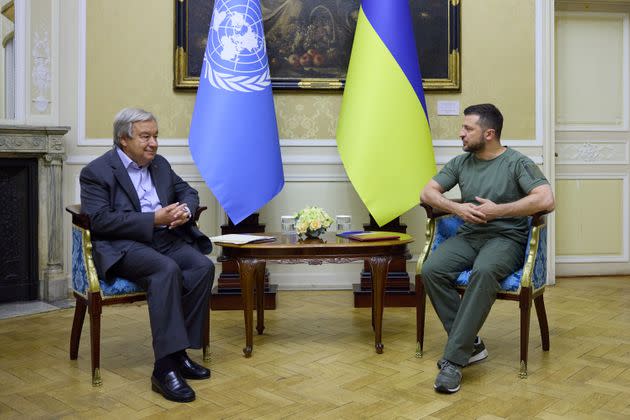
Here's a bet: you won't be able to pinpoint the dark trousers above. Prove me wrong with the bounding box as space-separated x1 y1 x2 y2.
421 233 525 366
111 229 214 361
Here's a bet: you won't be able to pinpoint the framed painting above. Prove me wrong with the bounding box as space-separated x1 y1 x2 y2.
174 0 460 90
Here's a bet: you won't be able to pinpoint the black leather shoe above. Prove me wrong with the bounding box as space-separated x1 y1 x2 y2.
177 354 211 380
151 370 195 403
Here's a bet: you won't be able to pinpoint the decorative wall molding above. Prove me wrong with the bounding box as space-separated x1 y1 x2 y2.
432 139 543 147
79 138 190 147
66 154 194 165
66 142 544 180
71 172 204 203
79 137 544 148
76 0 86 143
556 140 629 164
555 11 630 132
31 28 50 113
555 173 629 263
539 0 556 284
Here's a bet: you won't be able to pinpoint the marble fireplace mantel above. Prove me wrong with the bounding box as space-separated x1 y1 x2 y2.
0 125 69 301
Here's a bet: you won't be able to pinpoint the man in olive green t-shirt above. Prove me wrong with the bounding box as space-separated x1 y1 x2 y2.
420 104 555 394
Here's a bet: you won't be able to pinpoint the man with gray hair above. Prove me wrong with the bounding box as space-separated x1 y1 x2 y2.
80 108 214 403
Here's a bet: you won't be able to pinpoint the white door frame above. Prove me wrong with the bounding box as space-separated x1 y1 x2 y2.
539 0 556 284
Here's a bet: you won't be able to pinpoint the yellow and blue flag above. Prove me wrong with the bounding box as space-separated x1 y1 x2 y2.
336 0 436 226
189 0 284 224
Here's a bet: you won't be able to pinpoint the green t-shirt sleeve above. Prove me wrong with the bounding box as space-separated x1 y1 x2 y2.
433 158 459 192
516 158 549 193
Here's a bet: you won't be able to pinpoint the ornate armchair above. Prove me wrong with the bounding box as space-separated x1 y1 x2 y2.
415 203 550 378
66 204 210 386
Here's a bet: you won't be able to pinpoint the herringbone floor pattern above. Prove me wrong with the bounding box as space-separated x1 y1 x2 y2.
1 277 629 419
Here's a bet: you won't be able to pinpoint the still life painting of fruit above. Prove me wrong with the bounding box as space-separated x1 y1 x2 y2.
262 0 360 79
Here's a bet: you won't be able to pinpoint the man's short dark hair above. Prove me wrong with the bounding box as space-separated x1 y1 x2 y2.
463 103 503 139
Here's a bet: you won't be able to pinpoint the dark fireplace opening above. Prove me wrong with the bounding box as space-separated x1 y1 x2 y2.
0 158 38 302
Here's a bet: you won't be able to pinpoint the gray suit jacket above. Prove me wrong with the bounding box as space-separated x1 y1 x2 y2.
80 148 212 280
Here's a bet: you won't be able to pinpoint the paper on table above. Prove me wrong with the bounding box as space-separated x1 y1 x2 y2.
209 234 276 245
340 231 401 242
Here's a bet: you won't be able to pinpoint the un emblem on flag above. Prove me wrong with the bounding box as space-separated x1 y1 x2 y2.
203 0 271 92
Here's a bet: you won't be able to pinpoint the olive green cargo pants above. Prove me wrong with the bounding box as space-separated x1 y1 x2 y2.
421 233 525 366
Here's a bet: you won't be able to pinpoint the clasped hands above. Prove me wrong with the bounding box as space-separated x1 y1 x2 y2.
456 197 500 224
154 202 191 229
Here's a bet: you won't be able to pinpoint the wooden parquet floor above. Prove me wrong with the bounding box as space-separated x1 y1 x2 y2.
1 276 630 419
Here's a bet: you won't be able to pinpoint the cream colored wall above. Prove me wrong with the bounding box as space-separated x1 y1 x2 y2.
429 0 536 140
60 0 538 290
85 1 193 138
86 0 536 141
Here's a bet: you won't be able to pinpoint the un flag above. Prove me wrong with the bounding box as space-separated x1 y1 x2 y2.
189 0 284 224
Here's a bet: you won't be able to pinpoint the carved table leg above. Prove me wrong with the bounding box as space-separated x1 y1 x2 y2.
368 256 391 354
237 258 264 357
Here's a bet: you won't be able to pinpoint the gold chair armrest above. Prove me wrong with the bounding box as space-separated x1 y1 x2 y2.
81 227 102 293
416 217 436 275
416 203 444 275
417 201 461 276
520 215 547 288
67 205 101 293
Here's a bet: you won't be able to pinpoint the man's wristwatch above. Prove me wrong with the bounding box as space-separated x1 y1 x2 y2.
183 204 192 220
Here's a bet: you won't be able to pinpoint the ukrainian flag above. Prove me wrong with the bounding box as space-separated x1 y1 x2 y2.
336 0 436 226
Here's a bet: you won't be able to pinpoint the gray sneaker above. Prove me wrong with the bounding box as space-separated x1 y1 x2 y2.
437 337 488 369
468 337 488 365
434 360 462 394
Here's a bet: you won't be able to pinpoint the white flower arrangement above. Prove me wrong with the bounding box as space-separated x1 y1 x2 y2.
294 206 334 238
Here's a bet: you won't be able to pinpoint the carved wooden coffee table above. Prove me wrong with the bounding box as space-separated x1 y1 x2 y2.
216 232 413 357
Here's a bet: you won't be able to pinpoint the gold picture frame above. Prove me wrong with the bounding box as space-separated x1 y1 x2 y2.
174 0 460 90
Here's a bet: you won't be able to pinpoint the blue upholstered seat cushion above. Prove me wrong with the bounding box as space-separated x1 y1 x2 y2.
455 269 523 292
429 215 547 292
71 228 145 297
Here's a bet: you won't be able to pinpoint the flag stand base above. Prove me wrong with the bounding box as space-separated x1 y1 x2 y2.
210 284 277 310
352 284 416 307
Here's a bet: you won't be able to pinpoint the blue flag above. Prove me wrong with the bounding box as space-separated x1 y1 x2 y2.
189 0 284 225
